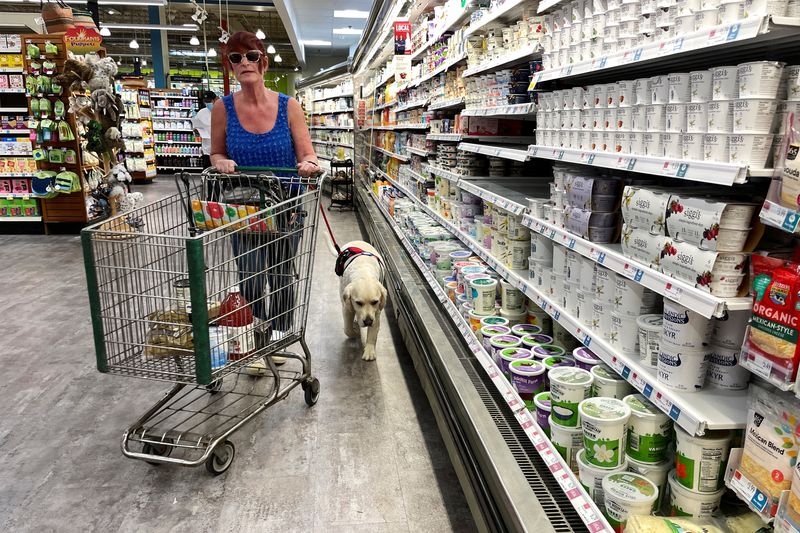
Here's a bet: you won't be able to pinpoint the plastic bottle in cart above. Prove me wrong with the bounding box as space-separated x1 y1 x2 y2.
217 286 256 361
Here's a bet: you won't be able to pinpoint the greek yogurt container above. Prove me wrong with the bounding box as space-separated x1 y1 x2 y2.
657 344 710 392
577 449 629 507
573 347 603 371
614 276 661 317
611 312 641 355
549 366 594 427
469 309 495 333
521 333 555 351
579 397 632 468
668 469 725 518
591 364 635 399
482 325 512 352
500 307 529 327
550 415 583 472
706 344 750 390
533 343 567 360
498 347 533 381
637 314 663 367
711 65 739 100
626 455 671 509
471 277 498 314
481 315 510 329
712 309 750 350
674 428 731 492
662 299 713 349
602 472 659 531
706 100 734 133
534 391 552 437
737 61 785 99
729 133 774 168
690 70 713 102
500 279 526 312
623 394 672 463
511 323 542 338
510 359 546 409
733 98 779 134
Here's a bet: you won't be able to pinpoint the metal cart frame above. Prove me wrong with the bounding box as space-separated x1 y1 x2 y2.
81 168 325 474
326 158 354 210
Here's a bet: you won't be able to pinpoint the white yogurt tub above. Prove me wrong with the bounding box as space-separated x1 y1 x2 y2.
719 0 744 21
662 299 712 349
531 232 554 263
674 428 732 492
712 66 738 100
591 364 634 398
668 73 691 103
549 415 583 472
706 100 734 133
578 449 629 507
712 226 751 252
480 315 509 330
549 366 594 428
623 394 672 464
579 397 632 468
706 344 750 390
490 335 523 366
500 279 525 312
712 309 750 349
510 240 531 270
686 103 708 133
690 70 713 102
657 344 710 392
738 60 785 98
553 243 568 276
703 133 730 162
566 250 582 283
527 308 552 334
602 472 659 531
667 469 725 517
626 455 671 509
708 272 747 297
729 133 774 168
564 281 580 315
521 333 555 351
592 301 614 342
611 312 641 355
733 98 779 134
577 288 593 325
637 314 663 367
511 323 542 338
508 214 530 241
594 266 616 304
645 103 667 130
471 277 499 314
681 132 705 160
614 276 660 317
500 307 528 327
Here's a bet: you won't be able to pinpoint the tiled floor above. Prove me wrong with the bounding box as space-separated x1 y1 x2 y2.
0 178 475 532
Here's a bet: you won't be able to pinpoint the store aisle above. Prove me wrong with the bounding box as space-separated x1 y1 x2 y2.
0 179 475 532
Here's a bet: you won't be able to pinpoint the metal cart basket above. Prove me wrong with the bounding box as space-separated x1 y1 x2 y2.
81 168 325 474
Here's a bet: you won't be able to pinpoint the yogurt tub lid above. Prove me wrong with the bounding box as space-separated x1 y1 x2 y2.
463 265 489 276
534 391 551 410
602 472 659 504
442 275 457 284
471 277 498 288
470 309 495 319
534 344 567 358
668 469 725 498
591 364 624 382
450 250 473 259
626 454 671 472
465 273 491 282
481 325 511 337
490 334 522 348
579 397 631 422
499 347 533 362
636 314 663 330
623 394 669 421
578 448 629 473
512 324 543 336
543 355 576 371
522 333 555 347
738 60 786 67
510 358 545 376
454 261 479 270
573 347 602 365
445 281 458 290
481 316 509 326
549 366 593 385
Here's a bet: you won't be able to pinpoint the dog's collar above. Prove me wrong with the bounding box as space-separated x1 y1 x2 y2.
335 246 381 277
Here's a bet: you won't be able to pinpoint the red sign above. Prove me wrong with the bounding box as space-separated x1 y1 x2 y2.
393 19 411 55
65 27 103 54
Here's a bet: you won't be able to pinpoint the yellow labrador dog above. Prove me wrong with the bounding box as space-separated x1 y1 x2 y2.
334 240 387 361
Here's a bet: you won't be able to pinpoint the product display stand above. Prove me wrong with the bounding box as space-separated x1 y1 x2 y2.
150 88 203 173
119 80 156 182
327 158 354 210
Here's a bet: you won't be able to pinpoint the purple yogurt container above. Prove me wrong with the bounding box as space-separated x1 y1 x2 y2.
511 323 543 338
510 359 546 409
534 391 552 438
573 346 602 371
498 347 533 381
521 333 554 350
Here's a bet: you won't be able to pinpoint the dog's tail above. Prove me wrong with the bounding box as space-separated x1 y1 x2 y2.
322 228 339 258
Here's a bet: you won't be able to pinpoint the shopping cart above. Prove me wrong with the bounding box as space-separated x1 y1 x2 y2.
81 167 326 475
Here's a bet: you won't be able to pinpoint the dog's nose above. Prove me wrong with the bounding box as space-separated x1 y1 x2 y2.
363 317 373 326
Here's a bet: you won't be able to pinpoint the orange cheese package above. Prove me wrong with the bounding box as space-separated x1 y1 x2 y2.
741 255 800 387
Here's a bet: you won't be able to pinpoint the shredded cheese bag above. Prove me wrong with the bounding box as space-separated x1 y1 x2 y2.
738 383 800 517
625 516 724 533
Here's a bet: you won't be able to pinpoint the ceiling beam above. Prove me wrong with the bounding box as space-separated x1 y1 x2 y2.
271 0 304 67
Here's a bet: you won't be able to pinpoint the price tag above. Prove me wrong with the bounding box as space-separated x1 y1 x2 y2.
553 310 561 321
730 470 769 513
664 283 682 302
643 383 653 398
630 371 647 391
557 150 565 160
549 229 556 239
568 238 576 249
623 263 643 281
530 146 539 157
583 335 591 347
761 200 800 233
652 391 674 415
747 354 773 380
621 366 631 379
673 37 684 52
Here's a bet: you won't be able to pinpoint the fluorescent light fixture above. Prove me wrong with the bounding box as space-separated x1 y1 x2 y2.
255 29 265 40
189 35 200 45
141 59 147 66
333 27 362 35
266 44 276 54
107 9 115 14
207 48 217 57
334 9 369 18
99 27 111 36
274 54 282 63
303 40 331 46
129 38 139 49
101 23 198 32
64 0 167 5
294 66 299 71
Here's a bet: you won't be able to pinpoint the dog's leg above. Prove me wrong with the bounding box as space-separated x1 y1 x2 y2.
362 313 380 361
343 304 358 339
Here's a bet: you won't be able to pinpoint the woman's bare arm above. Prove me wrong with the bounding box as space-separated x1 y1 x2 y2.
287 97 319 177
210 101 236 173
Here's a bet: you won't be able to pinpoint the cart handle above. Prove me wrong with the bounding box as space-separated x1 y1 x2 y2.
234 166 300 173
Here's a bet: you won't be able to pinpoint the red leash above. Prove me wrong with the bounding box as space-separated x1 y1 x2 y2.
319 204 341 254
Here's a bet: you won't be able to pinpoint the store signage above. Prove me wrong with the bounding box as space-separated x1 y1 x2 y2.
393 19 411 55
64 27 103 54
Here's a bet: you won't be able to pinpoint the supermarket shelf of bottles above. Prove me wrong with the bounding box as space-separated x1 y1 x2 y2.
310 125 353 131
365 184 611 533
396 99 429 112
311 108 354 115
410 7 472 62
406 51 468 89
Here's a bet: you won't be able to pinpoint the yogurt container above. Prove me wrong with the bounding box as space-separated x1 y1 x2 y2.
712 309 750 350
626 455 671 509
729 133 774 168
668 73 691 103
611 312 641 355
706 344 750 390
737 61 785 99
602 472 659 532
550 415 583 472
674 428 732 492
481 325 512 351
531 232 554 263
481 315 510 329
637 314 663 367
533 344 567 361
706 100 734 133
577 449 629 507
662 299 712 350
579 397 632 468
623 394 672 463
613 273 660 316
500 279 526 312
510 359 546 409
500 307 528 327
573 347 603 371
554 321 581 351
543 356 577 389
511 323 542 338
591 364 635 399
490 334 523 364
549 366 594 427
521 333 555 350
690 70 713 102
528 306 553 334
733 98 779 134
471 277 498 314
534 391 552 437
498 347 533 381
657 344 710 392
470 309 495 332
712 66 738 100
668 469 725 517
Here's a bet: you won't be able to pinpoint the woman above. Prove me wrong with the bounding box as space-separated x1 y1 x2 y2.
210 31 319 345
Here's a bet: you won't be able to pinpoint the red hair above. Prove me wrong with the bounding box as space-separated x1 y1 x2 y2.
223 31 266 55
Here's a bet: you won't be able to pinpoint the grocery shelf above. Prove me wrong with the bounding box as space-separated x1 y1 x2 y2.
533 16 800 84
427 133 464 142
760 199 800 234
463 43 541 78
410 8 472 62
0 67 23 73
395 123 430 130
0 129 29 135
0 107 29 113
152 128 193 133
462 102 536 117
537 0 566 12
312 140 354 149
0 88 26 94
158 165 202 170
424 163 470 183
2 193 41 199
366 182 610 532
465 0 531 37
458 142 530 162
400 167 430 184
407 51 468 88
528 145 750 186
155 153 200 157
155 140 200 145
373 101 395 111
428 97 465 111
0 173 35 178
310 125 354 130
458 178 544 215
312 108 354 115
405 146 431 157
395 99 428 112
521 215 752 319
370 144 410 161
313 92 353 102
0 216 41 222
152 105 195 110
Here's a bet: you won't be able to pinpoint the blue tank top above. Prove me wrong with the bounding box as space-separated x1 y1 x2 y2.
223 91 296 172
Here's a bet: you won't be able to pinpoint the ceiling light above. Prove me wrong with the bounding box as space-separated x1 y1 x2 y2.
333 28 362 35
266 44 276 54
117 58 122 65
334 9 369 18
142 59 147 66
189 35 200 46
99 27 111 36
207 48 217 57
255 29 265 40
129 39 139 49
294 66 299 71
274 54 282 63
101 23 198 32
303 40 331 46
107 9 115 14
64 0 167 5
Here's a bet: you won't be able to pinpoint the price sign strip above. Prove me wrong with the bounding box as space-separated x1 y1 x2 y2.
458 142 531 162
461 102 536 117
462 43 542 78
367 189 612 532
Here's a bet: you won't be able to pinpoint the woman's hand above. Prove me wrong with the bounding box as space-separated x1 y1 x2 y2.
215 158 237 174
297 160 320 177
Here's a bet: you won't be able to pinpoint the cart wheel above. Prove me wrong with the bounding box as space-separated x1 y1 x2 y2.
142 439 173 465
206 379 223 394
205 440 235 476
303 377 320 406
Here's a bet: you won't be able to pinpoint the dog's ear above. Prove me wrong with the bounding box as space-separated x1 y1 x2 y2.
378 284 388 311
342 283 352 303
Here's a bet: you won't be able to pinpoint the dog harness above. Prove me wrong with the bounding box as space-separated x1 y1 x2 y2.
335 246 382 278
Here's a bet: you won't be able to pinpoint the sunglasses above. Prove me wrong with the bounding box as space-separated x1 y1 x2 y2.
228 50 263 64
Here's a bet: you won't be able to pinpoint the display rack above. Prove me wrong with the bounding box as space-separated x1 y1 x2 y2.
300 71 355 169
149 88 202 173
119 81 156 182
